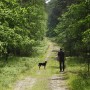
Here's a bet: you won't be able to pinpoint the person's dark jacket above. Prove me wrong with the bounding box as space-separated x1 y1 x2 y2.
58 51 64 61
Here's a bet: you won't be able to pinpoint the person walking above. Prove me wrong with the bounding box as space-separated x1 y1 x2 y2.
58 48 65 72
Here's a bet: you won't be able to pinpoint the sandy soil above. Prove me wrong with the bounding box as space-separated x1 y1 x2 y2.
49 73 69 90
14 77 36 90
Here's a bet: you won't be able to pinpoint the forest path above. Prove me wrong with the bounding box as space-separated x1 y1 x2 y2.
14 41 69 90
48 42 69 90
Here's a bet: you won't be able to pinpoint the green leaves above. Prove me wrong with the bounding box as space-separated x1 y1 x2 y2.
0 0 46 57
83 29 90 44
55 1 90 56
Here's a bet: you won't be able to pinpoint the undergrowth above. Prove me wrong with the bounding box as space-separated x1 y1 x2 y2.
66 57 90 90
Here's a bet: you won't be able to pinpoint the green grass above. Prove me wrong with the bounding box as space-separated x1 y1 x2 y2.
0 57 43 90
66 57 90 90
31 78 49 90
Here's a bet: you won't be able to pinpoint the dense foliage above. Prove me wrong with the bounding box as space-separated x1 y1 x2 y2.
0 0 47 58
55 0 90 56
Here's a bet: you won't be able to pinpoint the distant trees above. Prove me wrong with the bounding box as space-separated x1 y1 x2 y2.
0 0 47 58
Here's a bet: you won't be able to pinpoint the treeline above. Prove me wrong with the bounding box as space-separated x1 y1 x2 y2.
0 0 46 58
47 0 90 57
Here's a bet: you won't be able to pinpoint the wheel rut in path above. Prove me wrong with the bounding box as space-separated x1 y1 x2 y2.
49 73 69 90
14 77 36 90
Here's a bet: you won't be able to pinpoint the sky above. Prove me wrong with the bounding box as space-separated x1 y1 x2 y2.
45 0 51 3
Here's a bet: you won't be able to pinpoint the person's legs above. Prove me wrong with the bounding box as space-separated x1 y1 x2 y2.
60 62 62 71
60 61 63 71
59 61 62 72
62 61 65 71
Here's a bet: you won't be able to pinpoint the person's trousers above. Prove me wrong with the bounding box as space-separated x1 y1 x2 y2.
59 61 65 71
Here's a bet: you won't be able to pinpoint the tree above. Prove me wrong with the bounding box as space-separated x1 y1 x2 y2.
0 0 47 58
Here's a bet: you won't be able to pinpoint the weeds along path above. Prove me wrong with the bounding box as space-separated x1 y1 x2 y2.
14 41 69 90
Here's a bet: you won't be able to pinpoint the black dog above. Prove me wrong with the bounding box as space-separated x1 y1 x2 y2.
38 61 47 69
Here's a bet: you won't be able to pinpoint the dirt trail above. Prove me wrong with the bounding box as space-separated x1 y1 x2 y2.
14 77 36 90
49 43 69 90
45 42 53 60
49 74 68 90
14 42 69 90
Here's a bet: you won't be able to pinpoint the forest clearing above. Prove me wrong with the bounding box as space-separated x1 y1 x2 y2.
0 0 90 90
